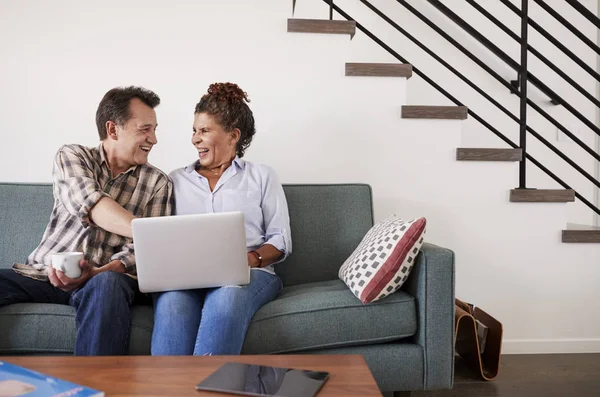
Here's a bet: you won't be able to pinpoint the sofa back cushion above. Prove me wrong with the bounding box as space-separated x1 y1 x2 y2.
276 184 374 286
0 183 55 269
0 183 374 286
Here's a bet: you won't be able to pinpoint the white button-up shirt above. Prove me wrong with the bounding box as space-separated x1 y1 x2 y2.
169 157 292 273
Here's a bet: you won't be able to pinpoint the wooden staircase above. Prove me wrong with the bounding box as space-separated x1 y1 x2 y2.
287 18 598 243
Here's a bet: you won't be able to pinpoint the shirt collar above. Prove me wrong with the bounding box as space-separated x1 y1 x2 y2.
185 156 246 173
98 143 108 166
233 156 246 170
98 143 138 176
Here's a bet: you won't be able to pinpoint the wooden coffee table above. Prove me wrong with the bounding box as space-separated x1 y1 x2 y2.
3 355 382 397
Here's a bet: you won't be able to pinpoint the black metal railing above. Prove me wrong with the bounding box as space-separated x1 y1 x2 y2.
396 0 600 167
533 0 600 56
565 0 600 28
464 0 599 108
518 0 529 189
430 0 600 193
500 0 600 82
312 0 600 217
428 0 600 139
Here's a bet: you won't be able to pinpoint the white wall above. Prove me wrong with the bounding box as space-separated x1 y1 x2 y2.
1 0 599 354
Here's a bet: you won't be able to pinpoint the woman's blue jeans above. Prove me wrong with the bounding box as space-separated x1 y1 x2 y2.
151 269 282 356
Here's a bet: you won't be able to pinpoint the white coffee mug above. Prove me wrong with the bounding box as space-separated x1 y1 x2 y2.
51 252 84 279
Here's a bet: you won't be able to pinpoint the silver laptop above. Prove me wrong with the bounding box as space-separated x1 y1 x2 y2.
132 212 250 293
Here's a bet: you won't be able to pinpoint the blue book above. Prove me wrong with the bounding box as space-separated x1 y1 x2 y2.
0 360 103 397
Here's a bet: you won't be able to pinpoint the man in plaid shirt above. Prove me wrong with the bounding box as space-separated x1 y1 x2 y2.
0 86 173 355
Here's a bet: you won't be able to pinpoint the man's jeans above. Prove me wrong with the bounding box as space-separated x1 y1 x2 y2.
151 269 283 356
0 269 140 355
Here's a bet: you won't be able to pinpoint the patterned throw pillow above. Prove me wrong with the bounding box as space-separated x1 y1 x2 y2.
339 215 427 304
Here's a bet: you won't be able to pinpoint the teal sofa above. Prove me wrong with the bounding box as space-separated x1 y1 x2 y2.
0 182 455 393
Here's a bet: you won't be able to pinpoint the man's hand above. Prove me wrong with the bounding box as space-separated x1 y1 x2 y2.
48 259 126 292
48 259 97 292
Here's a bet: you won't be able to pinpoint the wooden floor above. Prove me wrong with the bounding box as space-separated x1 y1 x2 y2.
406 353 600 397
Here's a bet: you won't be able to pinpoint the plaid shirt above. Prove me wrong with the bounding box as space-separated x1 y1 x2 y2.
13 144 172 280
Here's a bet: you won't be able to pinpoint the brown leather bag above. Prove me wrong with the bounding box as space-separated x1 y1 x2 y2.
455 298 503 380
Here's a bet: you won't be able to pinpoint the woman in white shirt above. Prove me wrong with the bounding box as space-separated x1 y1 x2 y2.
151 83 292 355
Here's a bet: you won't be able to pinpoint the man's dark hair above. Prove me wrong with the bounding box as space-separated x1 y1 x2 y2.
95 86 160 140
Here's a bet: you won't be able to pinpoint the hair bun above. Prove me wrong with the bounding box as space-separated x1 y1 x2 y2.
205 82 250 104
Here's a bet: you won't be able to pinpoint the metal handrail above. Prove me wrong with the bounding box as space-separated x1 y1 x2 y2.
427 0 600 139
398 0 600 165
533 0 600 56
564 0 600 29
388 0 600 189
499 0 600 82
465 0 600 109
424 0 551 101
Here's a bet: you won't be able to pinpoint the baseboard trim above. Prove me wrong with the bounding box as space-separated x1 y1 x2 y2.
502 338 600 354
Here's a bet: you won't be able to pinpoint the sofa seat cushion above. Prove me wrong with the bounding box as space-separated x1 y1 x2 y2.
0 303 153 355
242 279 417 354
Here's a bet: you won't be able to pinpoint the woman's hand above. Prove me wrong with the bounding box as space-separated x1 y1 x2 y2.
247 246 283 268
247 252 261 268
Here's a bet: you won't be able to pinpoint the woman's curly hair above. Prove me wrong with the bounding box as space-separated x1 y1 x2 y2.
194 82 256 158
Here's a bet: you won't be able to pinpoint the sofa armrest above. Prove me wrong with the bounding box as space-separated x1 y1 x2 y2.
403 242 455 390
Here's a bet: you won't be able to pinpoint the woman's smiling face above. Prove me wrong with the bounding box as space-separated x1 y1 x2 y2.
192 112 239 169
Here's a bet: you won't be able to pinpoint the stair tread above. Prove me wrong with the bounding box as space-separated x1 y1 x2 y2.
345 63 412 78
509 189 575 203
566 223 600 231
402 105 468 120
287 19 356 36
562 225 600 243
457 148 523 161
